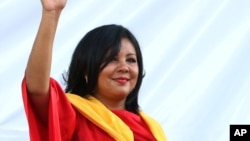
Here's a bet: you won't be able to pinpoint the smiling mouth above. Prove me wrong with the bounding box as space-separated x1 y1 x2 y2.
114 78 129 85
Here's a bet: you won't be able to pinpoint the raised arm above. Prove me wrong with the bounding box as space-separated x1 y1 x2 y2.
26 0 66 95
25 0 66 123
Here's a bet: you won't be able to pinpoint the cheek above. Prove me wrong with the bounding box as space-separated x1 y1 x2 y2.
98 67 114 85
97 75 110 92
131 67 139 83
132 66 139 77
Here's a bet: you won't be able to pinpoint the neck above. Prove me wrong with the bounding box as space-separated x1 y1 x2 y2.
93 95 126 110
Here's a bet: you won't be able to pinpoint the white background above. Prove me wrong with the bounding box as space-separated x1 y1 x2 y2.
0 0 250 141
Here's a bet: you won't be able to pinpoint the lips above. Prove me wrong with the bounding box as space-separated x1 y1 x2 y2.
113 77 129 84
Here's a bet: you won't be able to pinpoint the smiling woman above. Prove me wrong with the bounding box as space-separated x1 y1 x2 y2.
64 25 144 114
21 0 166 140
95 38 139 110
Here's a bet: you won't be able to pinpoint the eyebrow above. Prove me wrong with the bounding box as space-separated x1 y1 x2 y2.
126 53 136 57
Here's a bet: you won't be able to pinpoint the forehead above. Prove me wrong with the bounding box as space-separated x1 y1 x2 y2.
119 38 136 55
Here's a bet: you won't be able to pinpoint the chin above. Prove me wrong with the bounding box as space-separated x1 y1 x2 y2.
114 90 130 98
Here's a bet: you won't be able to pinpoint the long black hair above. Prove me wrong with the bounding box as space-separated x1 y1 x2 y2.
64 24 144 113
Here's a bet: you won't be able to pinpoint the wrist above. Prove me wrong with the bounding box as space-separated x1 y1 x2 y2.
42 9 62 19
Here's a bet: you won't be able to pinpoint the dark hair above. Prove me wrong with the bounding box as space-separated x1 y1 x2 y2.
64 24 144 113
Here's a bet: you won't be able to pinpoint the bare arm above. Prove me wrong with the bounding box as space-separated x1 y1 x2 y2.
25 0 66 124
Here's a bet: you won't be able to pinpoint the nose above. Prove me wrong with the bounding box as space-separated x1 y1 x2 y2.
117 60 129 73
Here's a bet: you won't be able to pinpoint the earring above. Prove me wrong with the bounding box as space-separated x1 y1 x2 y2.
85 76 88 84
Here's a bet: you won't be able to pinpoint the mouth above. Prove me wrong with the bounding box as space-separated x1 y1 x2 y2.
113 77 129 85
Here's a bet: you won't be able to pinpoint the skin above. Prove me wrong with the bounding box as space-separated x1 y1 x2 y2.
25 0 137 125
94 38 139 110
25 0 67 125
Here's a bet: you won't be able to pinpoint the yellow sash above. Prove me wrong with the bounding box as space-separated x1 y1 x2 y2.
66 93 167 141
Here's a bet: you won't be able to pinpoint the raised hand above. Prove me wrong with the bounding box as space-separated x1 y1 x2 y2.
41 0 67 12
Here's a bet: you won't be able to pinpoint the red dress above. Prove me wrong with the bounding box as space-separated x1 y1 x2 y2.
22 78 157 141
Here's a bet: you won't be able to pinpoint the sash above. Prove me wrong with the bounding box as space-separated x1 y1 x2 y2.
66 93 167 141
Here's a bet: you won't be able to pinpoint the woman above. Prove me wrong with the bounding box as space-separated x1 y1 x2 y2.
22 0 166 140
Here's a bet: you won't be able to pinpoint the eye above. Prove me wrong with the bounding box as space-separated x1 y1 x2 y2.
127 57 137 63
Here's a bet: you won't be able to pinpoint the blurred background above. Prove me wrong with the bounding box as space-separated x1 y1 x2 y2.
0 0 250 140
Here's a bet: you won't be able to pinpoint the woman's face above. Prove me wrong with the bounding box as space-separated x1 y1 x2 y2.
95 38 139 108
